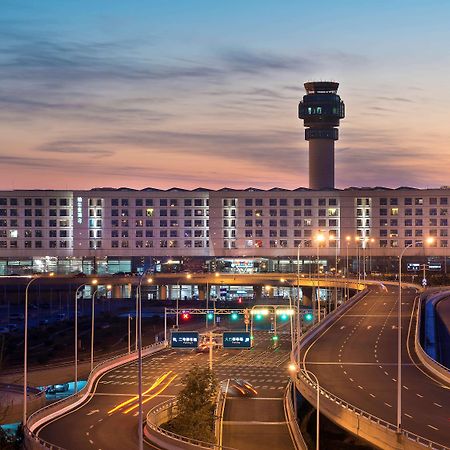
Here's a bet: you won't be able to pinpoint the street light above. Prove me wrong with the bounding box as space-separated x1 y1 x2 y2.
329 235 339 311
397 243 412 433
137 273 153 450
176 273 191 328
290 364 320 450
315 234 325 323
23 272 54 425
355 236 361 284
74 278 98 394
397 237 435 433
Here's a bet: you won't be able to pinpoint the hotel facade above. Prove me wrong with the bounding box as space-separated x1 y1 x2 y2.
0 186 448 276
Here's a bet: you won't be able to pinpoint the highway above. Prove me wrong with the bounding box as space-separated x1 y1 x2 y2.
301 284 450 448
36 330 294 450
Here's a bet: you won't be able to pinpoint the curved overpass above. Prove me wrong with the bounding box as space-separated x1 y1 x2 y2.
295 283 450 449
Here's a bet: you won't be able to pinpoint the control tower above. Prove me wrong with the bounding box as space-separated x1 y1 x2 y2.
298 81 345 189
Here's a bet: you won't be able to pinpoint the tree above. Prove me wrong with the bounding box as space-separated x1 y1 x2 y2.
162 365 218 443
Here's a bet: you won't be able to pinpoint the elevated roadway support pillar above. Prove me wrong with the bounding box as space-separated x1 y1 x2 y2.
198 284 206 301
301 286 313 307
253 285 263 300
159 285 167 301
112 285 122 299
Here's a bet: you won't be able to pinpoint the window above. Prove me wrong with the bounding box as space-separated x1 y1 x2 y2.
390 208 399 216
170 199 178 207
318 198 326 206
269 199 277 206
145 199 153 207
245 199 253 207
159 209 167 217
255 199 263 206
160 220 167 227
280 199 287 206
160 199 167 207
184 199 192 206
294 199 302 206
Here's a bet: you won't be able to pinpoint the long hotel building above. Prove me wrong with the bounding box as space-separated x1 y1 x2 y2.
0 187 448 275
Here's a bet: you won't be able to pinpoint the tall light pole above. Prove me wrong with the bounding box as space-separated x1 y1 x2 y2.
315 234 325 322
304 369 320 450
397 242 413 433
329 235 338 311
176 273 192 328
138 274 153 450
345 236 351 301
355 236 361 285
23 272 54 425
74 279 98 394
90 288 98 373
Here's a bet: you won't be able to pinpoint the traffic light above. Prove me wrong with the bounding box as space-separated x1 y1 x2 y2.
280 313 288 321
255 314 263 321
181 312 190 321
207 312 214 320
272 335 279 341
231 312 239 320
237 296 242 304
304 312 313 322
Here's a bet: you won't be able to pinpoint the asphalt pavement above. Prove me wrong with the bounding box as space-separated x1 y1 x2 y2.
36 329 294 450
301 284 450 448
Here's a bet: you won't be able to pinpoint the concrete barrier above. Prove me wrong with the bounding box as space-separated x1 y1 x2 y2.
24 341 167 449
415 292 450 384
144 396 236 450
283 380 307 450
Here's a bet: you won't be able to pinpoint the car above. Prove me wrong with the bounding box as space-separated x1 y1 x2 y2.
56 313 66 321
73 272 87 278
10 313 24 321
0 326 10 334
227 379 258 397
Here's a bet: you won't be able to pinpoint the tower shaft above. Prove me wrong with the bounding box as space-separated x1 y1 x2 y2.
309 139 335 190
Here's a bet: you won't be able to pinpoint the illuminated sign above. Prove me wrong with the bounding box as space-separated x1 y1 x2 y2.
77 197 83 224
223 331 251 349
170 331 199 348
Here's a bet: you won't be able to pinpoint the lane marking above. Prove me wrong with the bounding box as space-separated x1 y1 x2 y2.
433 402 442 408
404 413 413 419
427 424 439 431
384 402 392 408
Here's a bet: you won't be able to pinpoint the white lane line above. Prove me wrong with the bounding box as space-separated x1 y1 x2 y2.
86 432 89 436
86 409 99 416
384 402 392 408
405 413 413 419
384 371 389 376
369 393 376 398
349 378 354 382
416 393 423 398
403 385 409 390
89 440 94 445
358 385 364 390
89 425 94 429
427 425 439 431
433 402 442 408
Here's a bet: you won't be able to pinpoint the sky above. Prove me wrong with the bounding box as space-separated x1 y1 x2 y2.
1 0 449 190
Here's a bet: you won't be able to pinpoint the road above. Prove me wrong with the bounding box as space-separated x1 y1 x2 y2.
36 330 294 450
301 284 450 448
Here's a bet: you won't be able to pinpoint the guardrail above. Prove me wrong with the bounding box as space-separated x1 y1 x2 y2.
291 282 449 450
24 341 167 450
415 292 450 384
144 395 236 450
283 380 307 450
296 368 449 450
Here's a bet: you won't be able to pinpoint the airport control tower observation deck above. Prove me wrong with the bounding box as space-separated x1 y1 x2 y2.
298 81 345 190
